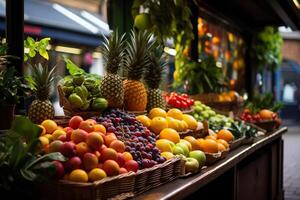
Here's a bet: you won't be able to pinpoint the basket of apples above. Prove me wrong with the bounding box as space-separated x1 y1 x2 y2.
164 92 195 114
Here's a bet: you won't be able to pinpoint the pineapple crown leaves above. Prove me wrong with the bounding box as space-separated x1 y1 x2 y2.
124 30 155 80
101 31 126 74
27 63 56 100
144 44 167 89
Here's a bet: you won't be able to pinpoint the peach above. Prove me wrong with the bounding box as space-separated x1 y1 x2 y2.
57 134 67 142
79 121 95 133
116 153 125 167
59 141 76 157
109 140 125 153
100 147 117 162
94 151 101 158
104 134 117 147
86 132 104 150
124 160 139 172
49 140 63 153
71 129 88 144
75 142 91 157
69 116 83 129
64 156 82 172
85 119 97 125
102 160 120 176
123 152 133 162
83 152 98 171
119 167 128 174
94 124 106 134
64 127 73 141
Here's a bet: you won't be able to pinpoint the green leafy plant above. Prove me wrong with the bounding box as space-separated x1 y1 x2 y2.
24 37 50 61
0 64 30 105
175 55 224 94
251 26 283 71
0 116 66 198
245 93 284 114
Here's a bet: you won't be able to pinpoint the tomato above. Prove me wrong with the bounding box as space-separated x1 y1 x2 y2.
182 94 188 98
174 100 182 108
186 99 192 106
181 102 188 109
168 98 176 106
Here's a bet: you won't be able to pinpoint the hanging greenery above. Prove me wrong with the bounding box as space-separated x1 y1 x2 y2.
251 26 283 72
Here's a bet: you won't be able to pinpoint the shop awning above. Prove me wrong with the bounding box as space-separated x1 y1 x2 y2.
0 0 110 46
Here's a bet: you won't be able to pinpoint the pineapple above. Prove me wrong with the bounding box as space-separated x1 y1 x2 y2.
123 30 153 111
99 31 126 108
28 63 56 124
144 46 166 111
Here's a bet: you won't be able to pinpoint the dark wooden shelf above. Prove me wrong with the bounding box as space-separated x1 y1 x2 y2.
134 127 288 200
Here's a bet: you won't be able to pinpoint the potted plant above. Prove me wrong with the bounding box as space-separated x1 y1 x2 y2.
0 56 29 129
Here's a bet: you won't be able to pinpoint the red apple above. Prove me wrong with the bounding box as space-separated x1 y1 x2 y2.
79 121 95 133
119 167 128 174
64 156 82 172
102 160 120 176
60 142 76 157
116 153 125 167
64 127 73 141
69 116 84 129
100 148 117 162
83 152 98 171
52 161 65 179
57 134 67 142
124 160 139 172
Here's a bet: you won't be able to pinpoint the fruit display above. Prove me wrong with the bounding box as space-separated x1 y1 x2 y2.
164 92 195 110
136 108 199 135
144 45 167 111
217 91 240 103
28 63 56 124
39 117 142 183
97 108 166 169
123 31 153 111
99 31 125 108
192 101 234 128
61 59 107 112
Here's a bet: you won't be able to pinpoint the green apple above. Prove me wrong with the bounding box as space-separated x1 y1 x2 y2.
134 13 151 30
176 143 189 156
189 150 206 169
172 146 184 155
185 157 199 173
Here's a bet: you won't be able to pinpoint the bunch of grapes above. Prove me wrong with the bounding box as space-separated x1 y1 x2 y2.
97 109 166 169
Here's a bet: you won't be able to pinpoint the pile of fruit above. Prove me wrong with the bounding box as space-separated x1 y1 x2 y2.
97 109 166 168
192 101 234 128
38 117 145 183
61 59 108 112
164 92 194 110
217 91 240 102
136 108 198 134
239 109 278 123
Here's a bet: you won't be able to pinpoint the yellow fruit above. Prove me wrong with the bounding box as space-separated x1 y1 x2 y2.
52 129 66 140
181 120 189 131
156 139 174 152
184 136 202 151
182 114 198 130
136 115 151 128
149 108 167 119
44 134 53 142
217 129 234 142
217 139 229 149
69 169 88 183
39 136 49 146
150 117 168 134
161 152 175 160
179 139 192 151
205 135 217 141
94 124 106 134
41 120 58 134
202 139 219 153
166 117 179 131
88 168 107 182
38 125 46 136
217 143 226 152
167 108 183 120
159 128 180 143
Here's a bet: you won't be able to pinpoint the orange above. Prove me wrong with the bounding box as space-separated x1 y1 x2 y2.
41 120 58 134
167 108 183 120
166 117 179 131
94 124 106 134
69 169 88 183
205 135 217 141
136 115 151 128
159 128 180 143
217 139 229 149
201 139 219 153
88 168 107 182
182 114 198 130
123 152 133 161
217 143 226 152
38 125 46 136
259 109 274 120
150 117 168 134
197 138 205 151
184 136 201 150
148 108 167 119
217 129 234 142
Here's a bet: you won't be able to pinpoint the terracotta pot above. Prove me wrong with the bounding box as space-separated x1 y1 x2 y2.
0 104 15 130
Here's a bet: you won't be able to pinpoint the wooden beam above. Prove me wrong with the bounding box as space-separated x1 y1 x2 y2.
6 0 24 75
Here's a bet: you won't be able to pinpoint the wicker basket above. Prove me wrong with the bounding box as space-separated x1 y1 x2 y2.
40 157 184 200
229 136 245 151
53 116 70 127
134 157 184 195
205 152 222 165
126 110 147 116
254 120 277 132
57 85 100 119
220 149 229 159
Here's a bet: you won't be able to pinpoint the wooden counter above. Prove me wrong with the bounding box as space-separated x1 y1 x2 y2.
134 127 287 200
